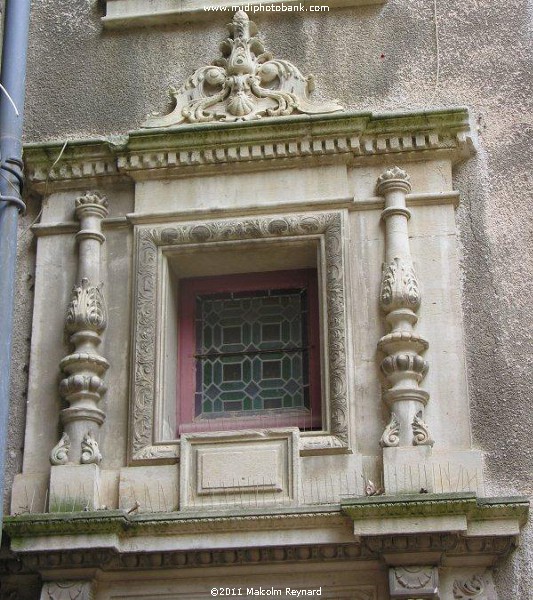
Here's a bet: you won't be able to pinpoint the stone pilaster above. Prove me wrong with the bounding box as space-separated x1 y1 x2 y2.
50 192 108 467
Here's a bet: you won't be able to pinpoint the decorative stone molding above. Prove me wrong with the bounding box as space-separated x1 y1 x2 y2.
389 566 439 599
40 581 94 600
23 109 474 190
144 11 342 128
130 211 349 462
376 167 431 449
52 192 109 465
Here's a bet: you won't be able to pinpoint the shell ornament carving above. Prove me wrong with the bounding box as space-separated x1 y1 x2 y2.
66 278 107 334
394 566 433 589
412 410 435 447
81 432 102 465
50 432 71 466
144 10 342 127
380 412 400 447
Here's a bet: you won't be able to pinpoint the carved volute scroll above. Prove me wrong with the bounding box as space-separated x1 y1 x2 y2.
51 191 109 465
143 10 342 128
376 167 433 447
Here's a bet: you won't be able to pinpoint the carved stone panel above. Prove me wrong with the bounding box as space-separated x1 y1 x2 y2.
40 581 94 600
130 211 350 463
389 566 439 599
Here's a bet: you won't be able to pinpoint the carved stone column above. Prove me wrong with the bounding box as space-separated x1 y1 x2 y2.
50 192 108 466
377 168 434 493
377 167 432 448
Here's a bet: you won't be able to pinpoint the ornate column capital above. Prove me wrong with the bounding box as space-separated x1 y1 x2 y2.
376 165 412 196
74 190 109 220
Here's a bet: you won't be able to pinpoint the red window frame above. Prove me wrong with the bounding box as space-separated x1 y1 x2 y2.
178 269 321 434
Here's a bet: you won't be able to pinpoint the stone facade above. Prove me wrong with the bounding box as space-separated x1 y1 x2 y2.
3 2 531 599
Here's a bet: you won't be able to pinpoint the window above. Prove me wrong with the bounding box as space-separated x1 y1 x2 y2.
178 270 321 433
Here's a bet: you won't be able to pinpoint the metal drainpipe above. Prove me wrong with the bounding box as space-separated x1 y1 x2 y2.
0 0 32 533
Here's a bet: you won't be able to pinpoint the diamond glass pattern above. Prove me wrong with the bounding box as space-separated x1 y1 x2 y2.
194 288 309 418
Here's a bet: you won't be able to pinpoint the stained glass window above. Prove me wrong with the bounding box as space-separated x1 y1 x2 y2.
178 270 321 433
194 288 309 417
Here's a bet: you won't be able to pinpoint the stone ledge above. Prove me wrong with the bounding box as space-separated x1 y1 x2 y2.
24 108 474 191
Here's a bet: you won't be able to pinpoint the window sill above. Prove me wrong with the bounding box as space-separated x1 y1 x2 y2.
102 0 387 29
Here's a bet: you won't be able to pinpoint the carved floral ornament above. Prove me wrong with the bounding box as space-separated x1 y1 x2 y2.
144 10 343 127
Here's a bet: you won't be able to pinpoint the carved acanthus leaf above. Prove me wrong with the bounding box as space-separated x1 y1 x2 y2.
380 412 400 448
453 575 484 599
74 191 108 210
144 10 342 127
376 166 411 194
412 410 434 447
81 432 102 465
50 432 70 466
65 278 107 334
380 257 421 312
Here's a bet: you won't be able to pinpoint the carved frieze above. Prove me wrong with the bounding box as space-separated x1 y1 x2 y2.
144 11 342 128
131 212 349 462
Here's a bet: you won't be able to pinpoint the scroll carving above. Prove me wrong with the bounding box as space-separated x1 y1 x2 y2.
380 413 400 448
131 212 349 461
144 10 342 127
50 433 70 466
81 432 102 465
412 410 435 447
453 575 484 598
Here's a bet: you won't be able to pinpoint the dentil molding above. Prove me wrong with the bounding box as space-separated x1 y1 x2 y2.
23 108 474 191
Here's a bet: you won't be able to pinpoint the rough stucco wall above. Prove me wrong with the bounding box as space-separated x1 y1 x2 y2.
7 0 531 595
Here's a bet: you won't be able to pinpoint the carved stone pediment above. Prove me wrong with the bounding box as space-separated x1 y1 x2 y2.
144 10 342 127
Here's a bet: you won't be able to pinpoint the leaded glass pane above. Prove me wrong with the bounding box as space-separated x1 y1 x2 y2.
194 288 309 418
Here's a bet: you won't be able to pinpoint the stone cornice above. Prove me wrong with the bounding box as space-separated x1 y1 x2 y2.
341 493 529 524
24 108 474 191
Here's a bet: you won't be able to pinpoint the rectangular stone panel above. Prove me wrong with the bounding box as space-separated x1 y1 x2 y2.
180 429 299 508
